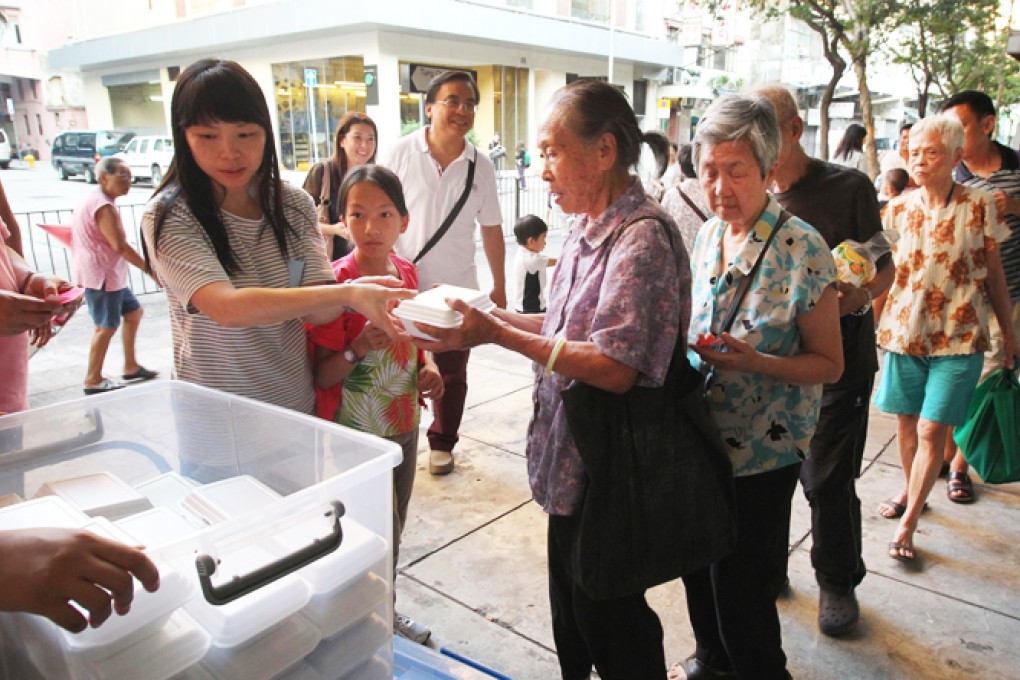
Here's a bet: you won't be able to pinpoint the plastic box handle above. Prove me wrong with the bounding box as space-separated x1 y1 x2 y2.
195 500 345 605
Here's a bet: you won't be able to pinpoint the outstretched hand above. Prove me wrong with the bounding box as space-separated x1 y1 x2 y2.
411 298 502 353
343 277 416 342
0 528 160 632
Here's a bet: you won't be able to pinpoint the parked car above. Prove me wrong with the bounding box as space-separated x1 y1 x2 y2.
0 129 11 170
115 135 174 186
51 129 135 183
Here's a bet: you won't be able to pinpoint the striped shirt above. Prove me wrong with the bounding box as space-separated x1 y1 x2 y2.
955 141 1020 300
142 182 334 414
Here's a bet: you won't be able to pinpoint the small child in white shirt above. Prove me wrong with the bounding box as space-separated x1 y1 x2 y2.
511 214 557 314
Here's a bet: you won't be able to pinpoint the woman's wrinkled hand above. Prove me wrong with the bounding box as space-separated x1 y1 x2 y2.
411 298 501 352
690 332 761 374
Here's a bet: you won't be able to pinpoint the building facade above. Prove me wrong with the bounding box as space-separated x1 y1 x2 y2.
47 0 686 171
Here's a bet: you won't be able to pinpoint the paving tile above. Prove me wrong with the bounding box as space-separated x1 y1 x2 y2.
779 547 1020 680
399 438 534 568
858 460 1020 620
394 574 562 680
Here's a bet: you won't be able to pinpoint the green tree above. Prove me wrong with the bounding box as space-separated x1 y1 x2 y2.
741 0 900 177
884 0 1018 116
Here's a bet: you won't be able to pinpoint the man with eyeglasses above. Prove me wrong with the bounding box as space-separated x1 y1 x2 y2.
71 156 159 394
385 70 506 478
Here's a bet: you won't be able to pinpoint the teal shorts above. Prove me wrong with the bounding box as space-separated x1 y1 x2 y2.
873 352 984 426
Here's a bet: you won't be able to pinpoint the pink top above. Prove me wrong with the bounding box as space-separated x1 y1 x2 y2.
72 189 128 291
0 219 29 414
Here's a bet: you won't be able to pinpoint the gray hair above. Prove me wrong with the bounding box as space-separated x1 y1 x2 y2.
96 155 126 179
911 114 965 157
692 94 781 178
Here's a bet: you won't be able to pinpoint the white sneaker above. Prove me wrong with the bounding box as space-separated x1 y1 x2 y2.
394 612 431 645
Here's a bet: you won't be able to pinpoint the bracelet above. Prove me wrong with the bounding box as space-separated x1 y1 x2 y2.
545 337 566 374
851 288 873 317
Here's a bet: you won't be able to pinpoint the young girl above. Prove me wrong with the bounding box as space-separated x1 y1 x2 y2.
142 59 411 415
307 165 443 645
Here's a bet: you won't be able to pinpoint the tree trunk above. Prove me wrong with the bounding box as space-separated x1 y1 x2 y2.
851 52 880 180
803 15 846 160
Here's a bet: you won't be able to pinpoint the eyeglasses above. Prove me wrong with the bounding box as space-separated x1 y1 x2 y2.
114 171 132 179
437 98 477 113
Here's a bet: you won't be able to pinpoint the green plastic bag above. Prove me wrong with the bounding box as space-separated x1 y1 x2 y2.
953 369 1020 484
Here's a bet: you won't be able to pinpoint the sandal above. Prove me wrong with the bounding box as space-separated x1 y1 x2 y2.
888 541 916 562
83 378 125 395
877 498 906 519
122 366 158 382
947 470 975 504
877 498 928 519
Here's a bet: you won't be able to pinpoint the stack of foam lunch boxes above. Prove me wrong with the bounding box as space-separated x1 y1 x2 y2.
0 381 399 680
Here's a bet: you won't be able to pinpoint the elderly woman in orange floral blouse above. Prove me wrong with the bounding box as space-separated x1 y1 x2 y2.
874 114 1018 563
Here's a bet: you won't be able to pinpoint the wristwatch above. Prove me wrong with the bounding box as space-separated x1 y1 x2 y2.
852 288 873 317
343 346 362 365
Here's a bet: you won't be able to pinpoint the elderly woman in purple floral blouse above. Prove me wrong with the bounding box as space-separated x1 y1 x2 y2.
414 79 690 679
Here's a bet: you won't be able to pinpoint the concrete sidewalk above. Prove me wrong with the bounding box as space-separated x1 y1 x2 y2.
24 292 1020 680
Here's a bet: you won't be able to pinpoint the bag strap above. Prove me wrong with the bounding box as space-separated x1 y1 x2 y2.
677 187 709 222
413 146 477 264
318 161 333 211
718 208 791 336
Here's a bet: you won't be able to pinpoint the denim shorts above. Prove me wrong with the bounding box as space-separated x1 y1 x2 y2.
873 352 984 426
84 287 140 330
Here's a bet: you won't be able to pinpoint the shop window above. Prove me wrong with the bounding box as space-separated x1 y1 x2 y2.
272 56 367 171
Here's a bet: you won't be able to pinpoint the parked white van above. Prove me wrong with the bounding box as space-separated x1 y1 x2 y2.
115 135 174 185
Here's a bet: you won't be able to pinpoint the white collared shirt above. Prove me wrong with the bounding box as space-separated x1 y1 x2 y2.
382 127 502 290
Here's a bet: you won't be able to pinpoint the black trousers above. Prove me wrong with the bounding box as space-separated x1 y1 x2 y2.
801 377 872 594
683 464 800 680
547 513 666 680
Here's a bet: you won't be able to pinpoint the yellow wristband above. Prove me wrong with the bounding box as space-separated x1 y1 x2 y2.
546 337 566 374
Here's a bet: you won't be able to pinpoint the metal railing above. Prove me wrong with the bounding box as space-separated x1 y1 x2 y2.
16 203 162 296
14 173 570 285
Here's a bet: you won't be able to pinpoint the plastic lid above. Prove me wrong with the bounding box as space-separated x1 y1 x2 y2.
180 476 281 525
35 472 153 520
272 516 387 595
181 541 310 648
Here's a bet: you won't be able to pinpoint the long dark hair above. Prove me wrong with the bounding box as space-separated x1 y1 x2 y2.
149 58 293 275
834 123 867 162
337 164 409 221
547 79 670 179
331 112 378 179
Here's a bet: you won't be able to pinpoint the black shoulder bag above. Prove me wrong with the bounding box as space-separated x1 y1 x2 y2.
560 209 790 600
413 147 477 264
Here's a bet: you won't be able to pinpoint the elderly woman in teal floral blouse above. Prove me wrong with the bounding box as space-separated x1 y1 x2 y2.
676 94 843 680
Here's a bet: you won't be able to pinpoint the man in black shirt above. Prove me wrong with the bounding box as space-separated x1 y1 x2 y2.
752 84 894 637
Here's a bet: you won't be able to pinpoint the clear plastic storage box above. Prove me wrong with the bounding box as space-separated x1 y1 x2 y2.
0 381 399 680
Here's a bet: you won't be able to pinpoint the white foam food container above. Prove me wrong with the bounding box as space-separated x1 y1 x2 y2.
180 475 281 525
197 613 320 680
115 506 205 550
305 614 390 680
393 284 496 340
0 381 401 680
35 471 152 520
135 472 200 510
0 495 89 529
